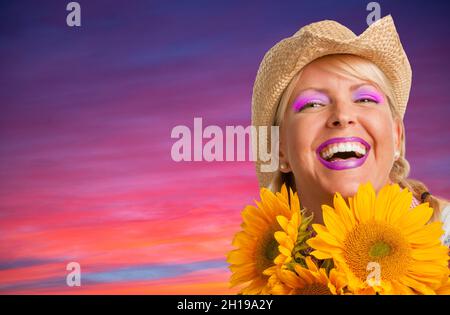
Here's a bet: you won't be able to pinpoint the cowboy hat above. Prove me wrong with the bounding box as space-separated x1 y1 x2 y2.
251 15 412 189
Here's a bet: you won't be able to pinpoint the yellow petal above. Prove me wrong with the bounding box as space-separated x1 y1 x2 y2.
398 203 433 234
280 183 288 201
278 245 291 257
333 192 356 232
399 276 436 295
305 256 319 273
232 231 255 247
307 236 334 252
311 224 342 247
274 231 288 244
291 192 301 212
410 246 449 261
290 211 300 229
435 278 450 295
276 215 289 231
310 250 333 260
230 271 256 285
227 249 252 264
386 188 412 225
354 182 376 222
281 269 304 287
407 222 445 245
322 205 346 243
374 184 395 221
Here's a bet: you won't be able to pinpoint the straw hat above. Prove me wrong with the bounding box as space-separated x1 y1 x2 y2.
251 15 412 189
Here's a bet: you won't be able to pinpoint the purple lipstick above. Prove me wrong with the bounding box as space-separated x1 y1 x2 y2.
316 137 371 170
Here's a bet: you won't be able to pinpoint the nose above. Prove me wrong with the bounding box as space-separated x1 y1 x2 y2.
326 101 356 128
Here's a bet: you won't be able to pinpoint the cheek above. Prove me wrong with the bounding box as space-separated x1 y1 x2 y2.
364 111 397 153
285 115 322 162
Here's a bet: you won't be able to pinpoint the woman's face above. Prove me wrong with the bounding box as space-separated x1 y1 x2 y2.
280 58 402 199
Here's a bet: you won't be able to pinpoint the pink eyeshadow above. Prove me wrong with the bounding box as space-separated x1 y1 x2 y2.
353 87 384 103
291 91 330 111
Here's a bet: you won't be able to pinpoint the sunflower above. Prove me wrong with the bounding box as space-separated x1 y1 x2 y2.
227 184 300 294
435 277 450 295
307 182 449 295
273 193 313 269
269 256 347 295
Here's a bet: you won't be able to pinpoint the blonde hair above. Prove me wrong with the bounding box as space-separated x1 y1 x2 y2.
271 54 448 221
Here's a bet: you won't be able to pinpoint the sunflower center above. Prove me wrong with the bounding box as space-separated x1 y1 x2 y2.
294 283 332 295
343 220 411 282
265 237 279 262
369 241 391 259
256 229 279 273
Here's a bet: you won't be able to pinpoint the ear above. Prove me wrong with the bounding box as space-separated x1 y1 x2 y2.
279 131 292 173
393 116 402 153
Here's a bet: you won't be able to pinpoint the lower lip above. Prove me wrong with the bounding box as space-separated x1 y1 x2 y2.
317 151 370 170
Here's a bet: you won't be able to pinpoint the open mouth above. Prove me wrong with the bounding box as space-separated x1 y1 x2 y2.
316 137 371 170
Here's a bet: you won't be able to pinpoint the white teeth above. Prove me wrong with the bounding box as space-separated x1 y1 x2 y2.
354 144 366 155
320 141 368 159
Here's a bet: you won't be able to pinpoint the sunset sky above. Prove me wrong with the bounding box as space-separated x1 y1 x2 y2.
0 0 449 294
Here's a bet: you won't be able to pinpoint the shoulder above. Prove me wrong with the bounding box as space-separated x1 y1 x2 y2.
440 203 450 247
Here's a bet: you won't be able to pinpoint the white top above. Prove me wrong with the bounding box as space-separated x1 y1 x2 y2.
441 204 450 247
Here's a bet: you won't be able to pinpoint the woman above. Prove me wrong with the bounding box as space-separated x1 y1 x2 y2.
251 16 450 245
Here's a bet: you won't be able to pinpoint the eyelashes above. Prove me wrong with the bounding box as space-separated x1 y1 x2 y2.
292 94 330 112
292 100 325 112
293 101 324 112
354 98 379 105
354 94 382 104
292 95 382 112
353 90 384 103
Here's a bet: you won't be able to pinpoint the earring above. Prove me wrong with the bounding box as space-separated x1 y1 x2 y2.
394 151 400 160
280 163 288 170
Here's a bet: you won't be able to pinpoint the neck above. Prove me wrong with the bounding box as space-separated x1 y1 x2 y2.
296 178 395 225
298 189 333 225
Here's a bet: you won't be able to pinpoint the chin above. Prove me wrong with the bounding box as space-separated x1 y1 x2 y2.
321 173 368 199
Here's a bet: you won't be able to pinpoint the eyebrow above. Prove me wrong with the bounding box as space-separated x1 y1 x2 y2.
351 83 381 92
296 83 381 95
